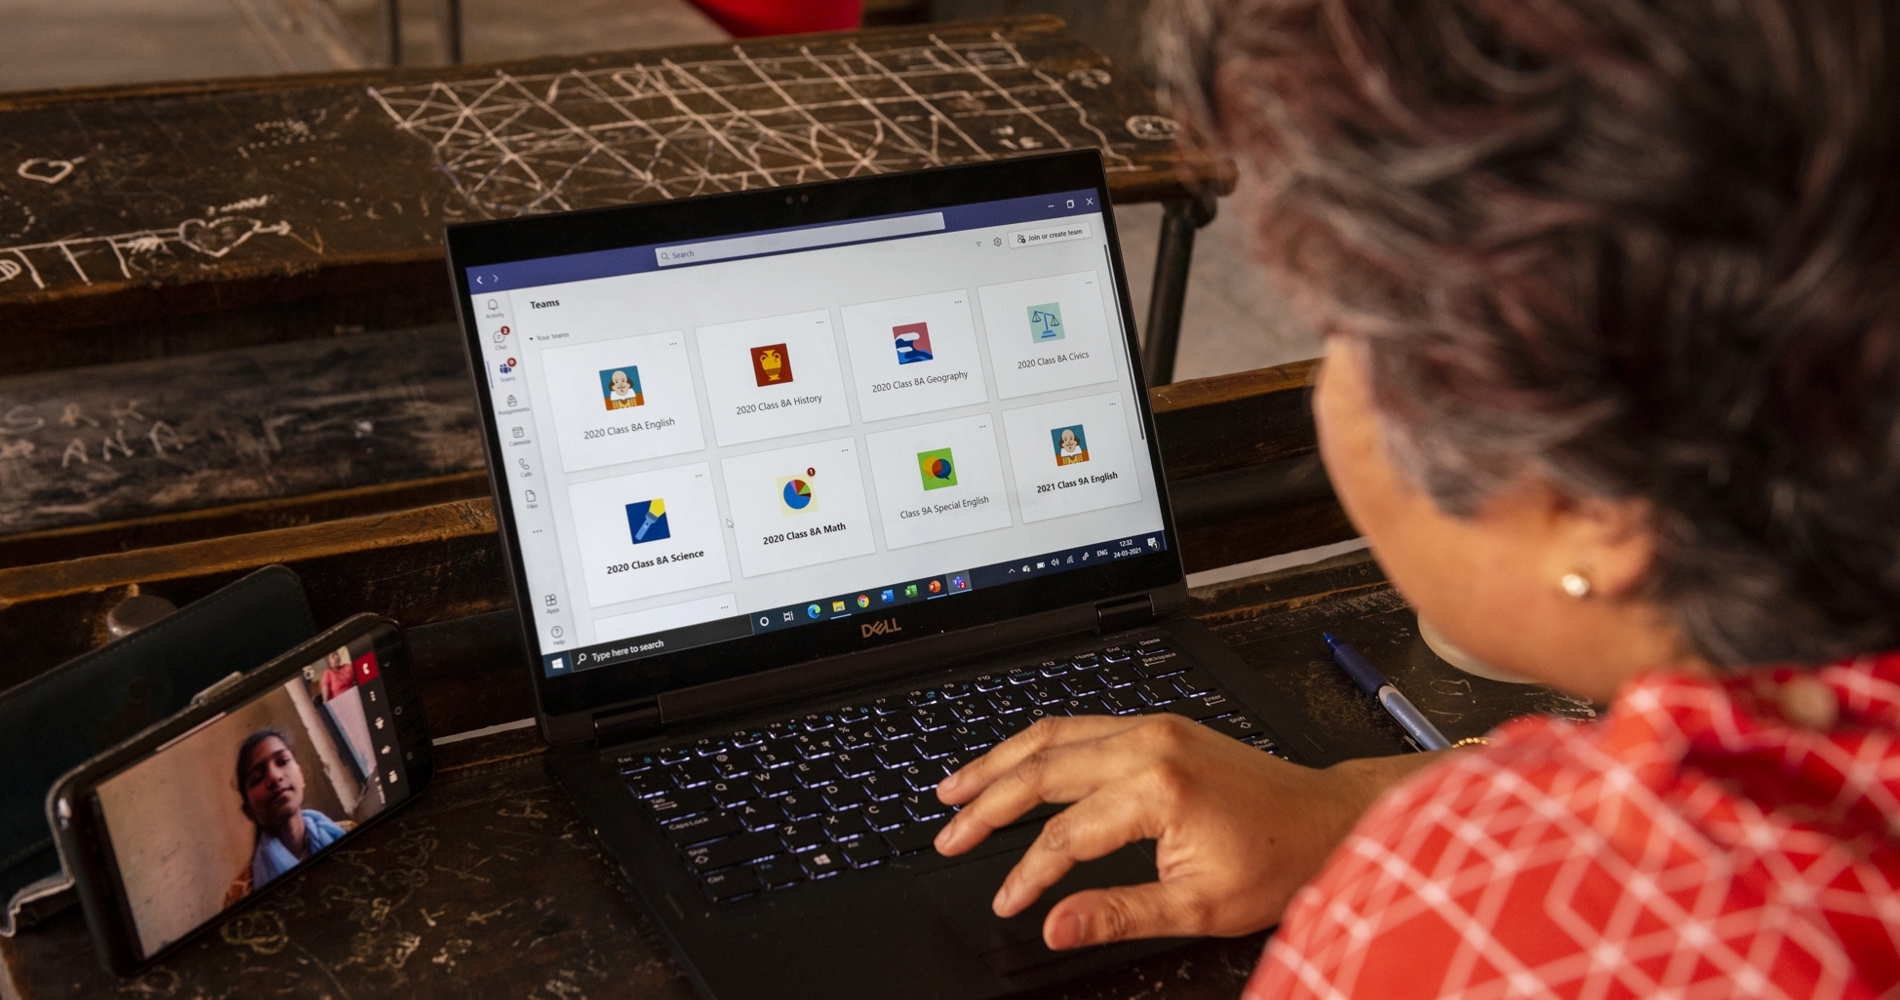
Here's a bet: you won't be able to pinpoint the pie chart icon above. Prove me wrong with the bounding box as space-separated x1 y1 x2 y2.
781 478 814 511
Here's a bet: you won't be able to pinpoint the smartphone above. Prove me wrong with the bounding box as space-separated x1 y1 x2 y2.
47 615 433 975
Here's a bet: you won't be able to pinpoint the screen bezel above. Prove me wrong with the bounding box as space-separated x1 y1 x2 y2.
444 151 1187 723
55 617 432 973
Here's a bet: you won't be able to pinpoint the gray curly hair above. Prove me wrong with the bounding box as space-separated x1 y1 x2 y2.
1147 0 1900 666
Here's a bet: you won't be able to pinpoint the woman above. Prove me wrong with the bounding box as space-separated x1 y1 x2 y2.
934 0 1900 994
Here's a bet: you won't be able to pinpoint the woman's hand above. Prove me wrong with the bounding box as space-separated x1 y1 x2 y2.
933 713 1435 950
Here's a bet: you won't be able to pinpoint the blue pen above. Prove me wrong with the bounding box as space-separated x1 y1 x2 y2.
1323 633 1452 751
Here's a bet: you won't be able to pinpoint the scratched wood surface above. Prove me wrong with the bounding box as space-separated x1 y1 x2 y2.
0 553 1590 1000
0 16 1226 373
0 326 486 538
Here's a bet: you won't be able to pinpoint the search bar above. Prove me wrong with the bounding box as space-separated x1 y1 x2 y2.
655 213 947 267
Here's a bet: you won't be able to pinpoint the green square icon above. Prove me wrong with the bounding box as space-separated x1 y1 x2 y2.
1028 302 1064 342
917 448 958 490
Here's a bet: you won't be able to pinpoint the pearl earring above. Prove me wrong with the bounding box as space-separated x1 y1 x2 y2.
1560 572 1592 599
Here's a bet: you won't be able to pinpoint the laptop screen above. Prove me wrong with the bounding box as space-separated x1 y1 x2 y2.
457 158 1173 691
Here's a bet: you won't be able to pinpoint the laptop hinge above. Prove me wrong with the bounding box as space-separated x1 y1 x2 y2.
1094 595 1156 635
592 699 662 746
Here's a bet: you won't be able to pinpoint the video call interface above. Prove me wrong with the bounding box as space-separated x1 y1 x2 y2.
470 190 1170 678
94 639 412 960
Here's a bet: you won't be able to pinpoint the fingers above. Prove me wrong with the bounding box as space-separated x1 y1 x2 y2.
935 724 1167 856
1043 882 1204 950
991 777 1164 917
938 715 1143 805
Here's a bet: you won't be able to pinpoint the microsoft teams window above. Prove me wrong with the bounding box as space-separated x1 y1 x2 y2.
469 192 1167 675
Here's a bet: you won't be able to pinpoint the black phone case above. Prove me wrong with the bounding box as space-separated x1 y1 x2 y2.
48 613 433 975
0 566 315 935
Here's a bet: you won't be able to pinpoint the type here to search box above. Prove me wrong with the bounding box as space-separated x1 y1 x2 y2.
655 213 946 267
1005 220 1093 248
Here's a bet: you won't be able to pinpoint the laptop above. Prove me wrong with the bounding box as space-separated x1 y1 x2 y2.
445 150 1337 1000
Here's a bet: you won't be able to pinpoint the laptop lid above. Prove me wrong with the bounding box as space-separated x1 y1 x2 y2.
446 151 1186 738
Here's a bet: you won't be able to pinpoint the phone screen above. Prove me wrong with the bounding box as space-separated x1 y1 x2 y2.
91 629 418 960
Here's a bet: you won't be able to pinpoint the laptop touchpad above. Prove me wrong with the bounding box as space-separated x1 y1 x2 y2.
915 843 1157 975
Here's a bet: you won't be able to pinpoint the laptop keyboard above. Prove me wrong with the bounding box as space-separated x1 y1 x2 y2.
611 636 1283 904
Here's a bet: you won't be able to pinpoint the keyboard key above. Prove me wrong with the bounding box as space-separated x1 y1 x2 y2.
648 788 716 820
902 762 948 792
948 699 993 723
1136 681 1181 706
683 830 779 873
802 712 839 732
837 704 870 724
614 752 658 774
821 781 869 811
1022 682 1064 706
779 820 827 853
884 817 951 856
752 769 798 798
756 857 806 889
872 719 912 742
750 746 795 770
821 811 870 842
658 745 692 765
836 725 877 750
801 848 849 879
843 836 892 868
709 752 750 779
912 706 950 731
792 759 839 788
664 811 742 846
1037 659 1071 678
708 780 751 809
831 750 876 779
860 801 906 831
671 758 718 788
730 728 766 748
779 790 825 821
1101 645 1134 663
1168 693 1236 722
1136 651 1186 678
906 689 940 707
941 682 976 701
793 733 840 760
915 731 959 759
992 711 1032 737
949 722 998 751
766 721 800 741
900 793 949 823
702 867 759 902
859 772 905 801
987 690 1028 715
1173 669 1219 697
1101 689 1145 715
874 741 919 768
736 801 785 831
1206 713 1268 741
1062 695 1110 717
625 771 670 799
1006 666 1040 685
972 673 1007 692
871 696 905 716
1101 664 1142 688
1062 672 1106 696
1071 653 1102 669
694 736 731 757
939 751 971 774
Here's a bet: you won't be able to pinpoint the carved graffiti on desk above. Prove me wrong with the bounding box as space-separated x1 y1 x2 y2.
0 208 317 290
368 30 1139 217
16 157 84 185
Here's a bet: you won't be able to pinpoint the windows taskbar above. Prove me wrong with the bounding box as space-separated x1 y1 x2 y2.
541 530 1171 676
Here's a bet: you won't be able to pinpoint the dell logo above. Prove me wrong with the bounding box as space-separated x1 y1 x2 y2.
861 619 902 638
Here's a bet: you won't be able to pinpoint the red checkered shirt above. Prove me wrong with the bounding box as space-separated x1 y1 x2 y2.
1247 651 1900 999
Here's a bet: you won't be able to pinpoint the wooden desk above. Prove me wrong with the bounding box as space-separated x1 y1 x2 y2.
0 15 1227 378
0 552 1596 999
